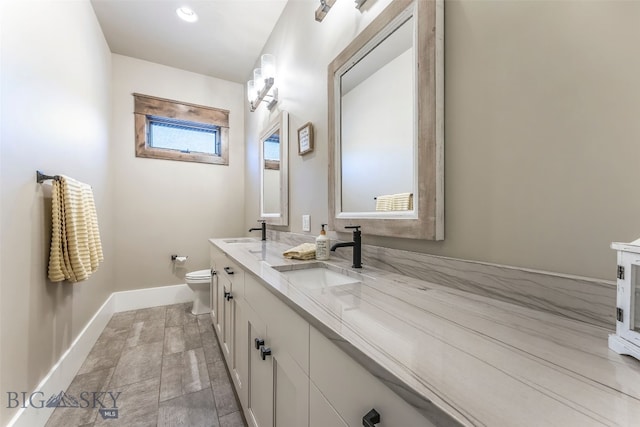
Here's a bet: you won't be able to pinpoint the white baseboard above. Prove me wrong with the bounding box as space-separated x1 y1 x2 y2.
6 284 193 427
112 283 192 312
7 294 116 427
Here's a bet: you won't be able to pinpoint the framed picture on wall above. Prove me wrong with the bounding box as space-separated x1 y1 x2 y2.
297 122 314 155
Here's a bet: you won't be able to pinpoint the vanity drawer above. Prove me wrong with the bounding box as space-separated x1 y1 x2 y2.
309 326 435 427
245 274 309 373
211 246 244 299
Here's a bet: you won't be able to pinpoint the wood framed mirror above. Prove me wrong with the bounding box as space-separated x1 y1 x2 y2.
260 111 289 226
328 0 444 240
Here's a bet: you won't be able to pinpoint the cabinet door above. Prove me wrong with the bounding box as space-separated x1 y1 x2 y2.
245 309 309 427
222 281 234 362
214 273 227 339
272 346 309 427
247 308 272 427
310 382 348 427
231 299 248 407
210 245 226 328
210 269 219 326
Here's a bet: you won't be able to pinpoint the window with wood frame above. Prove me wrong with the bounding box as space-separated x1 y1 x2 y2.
133 93 230 165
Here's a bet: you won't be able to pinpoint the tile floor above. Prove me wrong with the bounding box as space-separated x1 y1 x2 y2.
46 303 248 427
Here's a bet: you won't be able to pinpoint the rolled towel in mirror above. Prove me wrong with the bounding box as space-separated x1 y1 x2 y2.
392 192 413 210
375 195 393 211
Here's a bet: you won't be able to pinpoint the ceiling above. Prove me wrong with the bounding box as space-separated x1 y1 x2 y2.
90 0 289 83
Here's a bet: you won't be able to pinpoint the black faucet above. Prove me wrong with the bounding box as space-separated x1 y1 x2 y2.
330 225 362 268
249 220 267 241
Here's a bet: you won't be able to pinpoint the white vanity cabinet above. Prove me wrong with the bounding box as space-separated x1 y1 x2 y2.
243 274 309 427
210 245 246 395
309 327 435 427
210 242 434 427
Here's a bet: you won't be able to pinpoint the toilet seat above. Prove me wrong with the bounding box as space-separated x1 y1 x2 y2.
186 269 211 280
186 269 211 284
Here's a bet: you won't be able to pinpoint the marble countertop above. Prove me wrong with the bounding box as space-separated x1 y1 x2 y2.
210 238 640 426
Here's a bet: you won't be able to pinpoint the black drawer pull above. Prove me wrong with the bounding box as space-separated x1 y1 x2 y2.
223 291 230 299
255 338 264 349
260 346 271 360
362 408 380 427
210 268 217 276
223 267 234 275
225 292 233 301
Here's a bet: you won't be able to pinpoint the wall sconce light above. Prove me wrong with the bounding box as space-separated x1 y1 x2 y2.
354 0 368 10
315 0 367 22
247 54 278 112
315 0 336 22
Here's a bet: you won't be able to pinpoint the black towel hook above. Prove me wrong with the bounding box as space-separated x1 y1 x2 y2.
36 170 61 183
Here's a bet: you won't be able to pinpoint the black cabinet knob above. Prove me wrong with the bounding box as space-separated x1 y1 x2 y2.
210 268 217 276
260 346 271 360
223 291 230 299
223 267 234 275
362 408 380 427
254 338 264 349
225 293 233 301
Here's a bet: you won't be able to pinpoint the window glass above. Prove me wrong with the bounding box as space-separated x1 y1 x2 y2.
263 132 280 161
148 116 219 155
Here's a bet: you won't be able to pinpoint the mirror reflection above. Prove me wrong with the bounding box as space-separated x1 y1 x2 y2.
262 130 280 214
259 111 288 226
340 16 414 213
634 264 640 332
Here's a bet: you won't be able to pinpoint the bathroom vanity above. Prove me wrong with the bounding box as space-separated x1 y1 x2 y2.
209 237 640 427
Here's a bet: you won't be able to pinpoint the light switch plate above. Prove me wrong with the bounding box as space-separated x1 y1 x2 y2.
302 215 311 232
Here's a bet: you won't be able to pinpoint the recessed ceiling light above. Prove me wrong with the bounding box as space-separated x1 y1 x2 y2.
176 6 198 23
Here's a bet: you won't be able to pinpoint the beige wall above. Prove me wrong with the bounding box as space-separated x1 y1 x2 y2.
0 0 114 424
111 55 245 291
245 0 640 281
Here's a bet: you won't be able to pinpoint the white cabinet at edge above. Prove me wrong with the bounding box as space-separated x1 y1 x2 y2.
244 273 309 427
210 245 308 427
210 245 244 387
209 243 434 427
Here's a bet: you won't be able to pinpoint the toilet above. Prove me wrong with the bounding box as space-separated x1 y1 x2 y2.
185 269 212 315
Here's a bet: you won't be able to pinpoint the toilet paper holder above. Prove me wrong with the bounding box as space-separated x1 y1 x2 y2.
171 254 188 262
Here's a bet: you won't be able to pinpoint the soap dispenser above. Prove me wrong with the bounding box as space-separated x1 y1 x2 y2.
316 224 330 260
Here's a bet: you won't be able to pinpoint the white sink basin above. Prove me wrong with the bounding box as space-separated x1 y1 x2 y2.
274 265 361 289
223 238 258 244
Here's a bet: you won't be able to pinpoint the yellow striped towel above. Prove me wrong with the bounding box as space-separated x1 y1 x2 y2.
283 243 317 260
48 176 103 283
375 195 393 211
392 192 413 211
